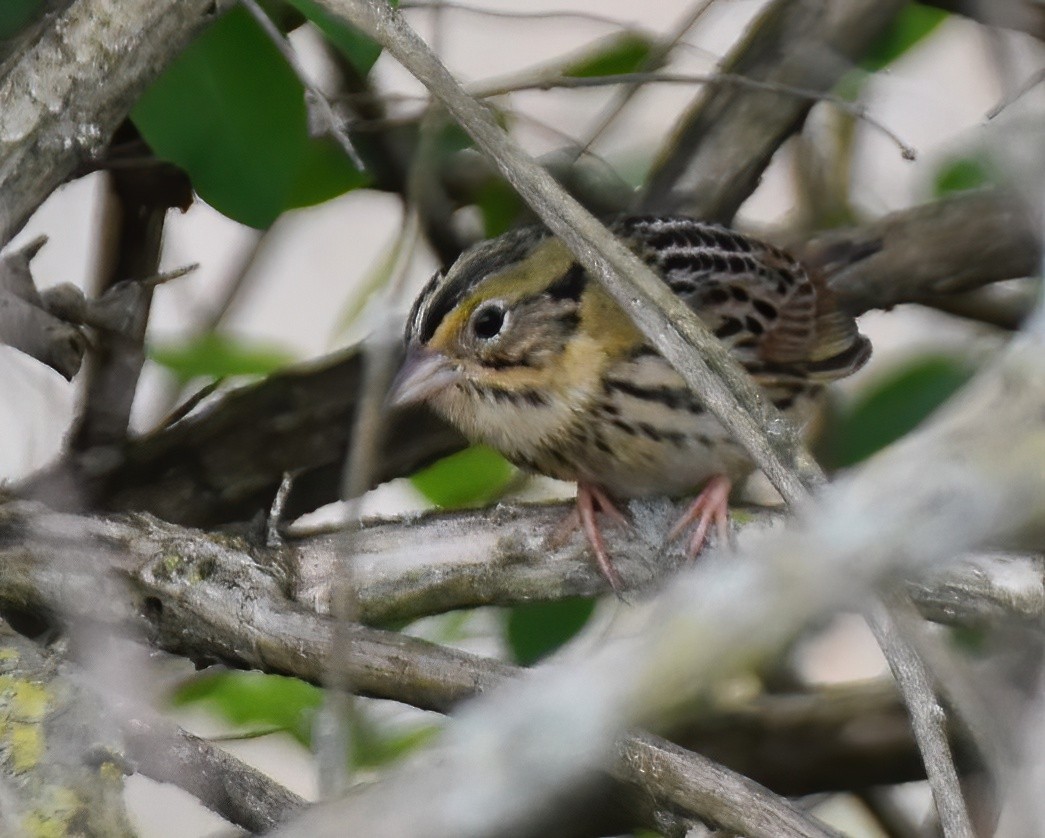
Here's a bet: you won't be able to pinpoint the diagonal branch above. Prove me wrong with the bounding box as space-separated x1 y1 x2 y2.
640 0 910 222
867 602 975 838
122 714 307 832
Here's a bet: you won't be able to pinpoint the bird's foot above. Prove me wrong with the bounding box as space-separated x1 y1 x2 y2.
667 474 732 558
576 481 630 595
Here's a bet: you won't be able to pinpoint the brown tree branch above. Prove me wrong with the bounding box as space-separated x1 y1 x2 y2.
70 151 189 452
20 346 466 523
0 236 87 379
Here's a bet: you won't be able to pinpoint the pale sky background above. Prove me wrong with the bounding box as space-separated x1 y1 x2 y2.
2 2 1043 834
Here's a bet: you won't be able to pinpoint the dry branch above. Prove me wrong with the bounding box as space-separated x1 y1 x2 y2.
640 0 910 221
0 236 86 379
868 603 974 837
807 190 1042 315
0 0 233 247
122 715 307 832
294 505 1045 629
0 502 836 836
268 327 1045 835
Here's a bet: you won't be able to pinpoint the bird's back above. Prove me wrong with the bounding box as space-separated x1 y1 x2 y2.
517 216 870 496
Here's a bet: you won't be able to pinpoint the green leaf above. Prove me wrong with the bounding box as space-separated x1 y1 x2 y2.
351 717 440 769
861 3 948 72
819 355 974 469
0 0 44 40
507 598 597 666
132 6 365 228
410 445 515 508
172 671 321 746
149 332 293 383
288 134 368 209
288 0 395 76
933 155 994 197
950 625 987 653
475 179 525 238
564 32 657 78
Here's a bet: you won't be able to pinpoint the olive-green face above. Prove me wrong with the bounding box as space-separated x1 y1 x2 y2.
392 227 644 414
409 234 589 375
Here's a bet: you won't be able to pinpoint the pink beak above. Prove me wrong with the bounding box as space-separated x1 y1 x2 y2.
387 346 460 407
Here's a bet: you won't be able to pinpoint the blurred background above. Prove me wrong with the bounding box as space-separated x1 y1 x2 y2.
1 0 1043 834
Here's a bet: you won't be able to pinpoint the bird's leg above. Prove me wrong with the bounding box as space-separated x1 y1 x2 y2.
584 482 629 529
576 481 627 593
667 474 732 558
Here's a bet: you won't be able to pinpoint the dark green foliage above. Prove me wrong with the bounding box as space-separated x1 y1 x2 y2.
132 7 366 228
410 446 515 508
507 598 597 666
0 0 44 40
861 3 948 71
818 355 975 469
564 32 657 79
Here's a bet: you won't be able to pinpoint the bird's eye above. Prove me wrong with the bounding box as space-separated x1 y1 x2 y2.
471 303 506 340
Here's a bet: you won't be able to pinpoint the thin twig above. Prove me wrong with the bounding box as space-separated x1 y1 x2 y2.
399 0 654 30
471 71 915 162
239 0 366 171
575 0 719 155
157 378 224 428
267 471 296 548
317 203 421 801
867 601 975 838
986 66 1045 119
205 727 287 742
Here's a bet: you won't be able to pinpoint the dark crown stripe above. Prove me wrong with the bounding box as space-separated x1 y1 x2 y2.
545 263 588 301
415 227 548 343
